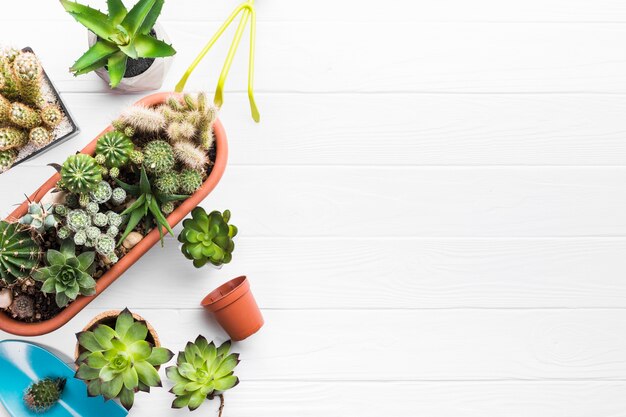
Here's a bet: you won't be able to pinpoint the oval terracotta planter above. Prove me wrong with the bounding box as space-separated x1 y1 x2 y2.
0 92 228 337
74 310 160 362
201 276 263 341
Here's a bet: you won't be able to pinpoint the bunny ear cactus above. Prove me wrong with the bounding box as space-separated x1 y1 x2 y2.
75 308 174 410
60 0 176 88
166 337 239 412
32 239 96 307
178 208 237 268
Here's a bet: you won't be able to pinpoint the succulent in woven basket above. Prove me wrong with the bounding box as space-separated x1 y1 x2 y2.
75 308 174 410
32 239 96 307
178 208 237 267
0 220 40 284
166 337 239 413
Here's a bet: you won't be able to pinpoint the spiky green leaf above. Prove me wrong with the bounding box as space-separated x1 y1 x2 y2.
133 34 175 58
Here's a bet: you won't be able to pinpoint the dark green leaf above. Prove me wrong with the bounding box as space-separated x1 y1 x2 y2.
107 51 128 88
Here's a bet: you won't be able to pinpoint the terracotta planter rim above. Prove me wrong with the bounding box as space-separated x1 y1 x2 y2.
201 276 250 312
0 92 228 337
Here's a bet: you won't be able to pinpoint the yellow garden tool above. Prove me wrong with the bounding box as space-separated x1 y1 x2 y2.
175 0 259 122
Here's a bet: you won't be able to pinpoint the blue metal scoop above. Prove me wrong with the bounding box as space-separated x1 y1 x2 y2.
0 340 127 417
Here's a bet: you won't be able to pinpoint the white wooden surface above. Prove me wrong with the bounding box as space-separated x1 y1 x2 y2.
2 1 626 415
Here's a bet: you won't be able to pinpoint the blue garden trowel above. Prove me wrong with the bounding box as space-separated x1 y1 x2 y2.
0 340 127 417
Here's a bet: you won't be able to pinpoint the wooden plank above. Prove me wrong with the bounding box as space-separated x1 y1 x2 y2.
78 237 626 310
17 93 626 167
4 309 626 380
3 165 626 238
6 0 626 22
3 22 626 93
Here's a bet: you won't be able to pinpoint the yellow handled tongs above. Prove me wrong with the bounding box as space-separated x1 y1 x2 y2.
175 0 259 122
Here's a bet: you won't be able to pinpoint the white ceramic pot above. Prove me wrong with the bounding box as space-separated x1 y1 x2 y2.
87 23 173 93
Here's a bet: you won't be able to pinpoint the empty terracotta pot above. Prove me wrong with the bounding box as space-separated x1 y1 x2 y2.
201 276 263 341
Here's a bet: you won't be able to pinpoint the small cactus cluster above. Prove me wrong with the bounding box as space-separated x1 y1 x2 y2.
18 202 57 233
54 180 125 262
23 378 66 413
159 93 218 151
0 48 65 172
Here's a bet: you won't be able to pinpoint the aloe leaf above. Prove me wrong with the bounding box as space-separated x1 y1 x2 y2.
117 207 144 245
107 0 128 25
66 10 116 39
118 43 138 59
114 176 139 195
148 198 174 236
133 34 176 58
70 40 117 74
60 0 109 21
121 0 157 38
139 166 150 194
107 51 128 88
139 0 163 34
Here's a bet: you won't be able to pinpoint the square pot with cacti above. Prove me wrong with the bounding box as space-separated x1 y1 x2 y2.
0 47 79 173
0 91 228 336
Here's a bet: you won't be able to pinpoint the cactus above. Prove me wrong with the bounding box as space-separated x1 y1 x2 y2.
106 211 123 228
29 126 52 147
40 104 62 128
9 102 42 129
85 201 99 215
0 94 10 120
108 166 120 178
95 234 115 257
0 149 17 172
24 378 66 413
66 209 90 232
118 105 166 133
12 52 42 107
161 201 174 214
60 154 102 194
143 140 175 174
92 212 108 227
129 149 144 165
178 208 237 267
111 187 126 205
0 127 28 151
178 169 203 194
10 294 34 319
0 220 40 284
95 131 134 168
155 172 179 195
166 121 196 143
89 180 112 204
57 226 71 240
173 142 209 171
19 202 57 233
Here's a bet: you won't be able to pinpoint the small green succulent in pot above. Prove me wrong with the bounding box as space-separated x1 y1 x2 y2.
32 239 96 307
0 220 40 284
75 308 174 410
178 208 237 268
60 0 176 89
166 337 239 412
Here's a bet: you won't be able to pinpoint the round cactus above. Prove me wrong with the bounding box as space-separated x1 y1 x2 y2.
143 140 175 174
0 149 17 172
108 167 120 178
173 142 209 171
60 154 102 194
54 204 67 216
66 209 90 232
95 234 115 256
161 201 174 215
106 211 122 228
178 169 203 194
95 153 106 165
107 225 119 237
155 171 179 195
92 212 108 227
89 181 112 204
40 104 62 128
78 193 90 207
73 229 87 246
29 126 52 147
0 221 40 283
95 131 134 168
0 127 28 151
23 377 66 413
86 226 101 240
57 226 71 239
123 125 135 137
85 201 99 215
129 149 144 165
9 102 41 129
111 187 126 205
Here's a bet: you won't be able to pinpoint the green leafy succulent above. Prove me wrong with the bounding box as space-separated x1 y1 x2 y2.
178 208 237 267
115 165 188 245
60 0 176 88
75 308 174 410
166 337 239 412
32 239 96 307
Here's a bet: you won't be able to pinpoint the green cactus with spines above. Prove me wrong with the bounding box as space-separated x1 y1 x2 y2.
166 121 196 143
0 127 27 151
129 149 144 165
93 212 108 227
54 204 67 216
73 229 87 245
57 226 71 240
78 192 90 207
66 209 90 232
107 225 119 237
0 149 17 172
123 125 135 137
111 187 126 205
0 94 10 120
95 234 116 257
108 166 120 178
95 131 134 168
13 52 42 107
29 126 52 147
178 169 203 194
143 140 175 174
0 220 40 284
19 202 57 233
89 180 112 204
178 208 237 267
155 171 179 195
106 211 123 228
40 104 62 128
0 56 19 99
9 102 41 129
60 154 102 194
85 201 99 215
85 226 101 241
161 201 174 215
23 378 66 413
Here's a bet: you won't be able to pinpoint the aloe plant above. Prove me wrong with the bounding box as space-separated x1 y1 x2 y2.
60 0 176 88
75 308 174 410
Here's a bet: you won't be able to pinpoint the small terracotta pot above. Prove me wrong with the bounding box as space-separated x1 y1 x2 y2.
74 310 160 362
201 276 263 341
